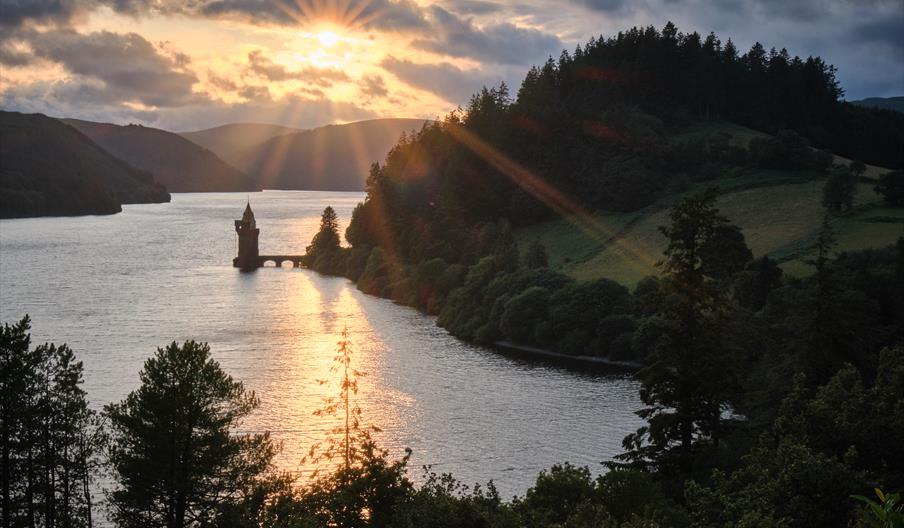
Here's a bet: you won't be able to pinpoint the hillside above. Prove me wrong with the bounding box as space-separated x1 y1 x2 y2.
179 123 304 164
514 122 903 287
850 96 904 113
65 119 256 193
233 119 430 191
0 112 170 218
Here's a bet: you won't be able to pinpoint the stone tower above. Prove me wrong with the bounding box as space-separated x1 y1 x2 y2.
233 201 260 270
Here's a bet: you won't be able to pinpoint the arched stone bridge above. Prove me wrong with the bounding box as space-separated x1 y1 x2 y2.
258 255 304 268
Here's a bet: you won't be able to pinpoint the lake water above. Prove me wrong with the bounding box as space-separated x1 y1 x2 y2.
0 191 642 499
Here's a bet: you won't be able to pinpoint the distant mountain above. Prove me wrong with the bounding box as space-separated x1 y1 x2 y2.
233 119 431 191
65 119 256 192
850 96 904 113
179 123 304 165
0 111 170 218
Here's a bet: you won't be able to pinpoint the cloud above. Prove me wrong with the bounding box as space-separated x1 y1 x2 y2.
160 96 378 131
108 0 431 31
381 55 493 103
852 13 904 54
440 0 504 16
412 6 562 66
569 0 631 13
20 30 201 107
244 50 350 86
0 0 93 28
360 74 389 99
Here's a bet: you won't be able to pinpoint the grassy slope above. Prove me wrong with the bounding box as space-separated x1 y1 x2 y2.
515 121 903 288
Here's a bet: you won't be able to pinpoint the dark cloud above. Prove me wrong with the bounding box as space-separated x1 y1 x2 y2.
360 74 389 99
0 0 92 28
17 29 201 108
238 84 272 102
569 0 631 13
381 55 493 103
413 6 562 65
440 0 504 15
852 14 904 53
245 50 350 86
0 40 31 66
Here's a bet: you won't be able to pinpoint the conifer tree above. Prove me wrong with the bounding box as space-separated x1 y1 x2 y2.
105 341 275 528
618 188 741 476
1 316 100 528
308 206 341 253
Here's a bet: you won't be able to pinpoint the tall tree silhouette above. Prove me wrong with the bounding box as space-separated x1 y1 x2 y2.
618 188 742 476
105 341 275 528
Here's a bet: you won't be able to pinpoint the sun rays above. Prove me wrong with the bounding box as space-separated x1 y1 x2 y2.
277 0 389 35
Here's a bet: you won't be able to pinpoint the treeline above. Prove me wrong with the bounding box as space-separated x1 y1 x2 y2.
300 180 904 525
4 225 903 527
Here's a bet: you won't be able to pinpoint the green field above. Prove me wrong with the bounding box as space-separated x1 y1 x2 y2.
516 123 903 288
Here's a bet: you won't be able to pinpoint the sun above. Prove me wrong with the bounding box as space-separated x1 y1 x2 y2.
317 30 340 47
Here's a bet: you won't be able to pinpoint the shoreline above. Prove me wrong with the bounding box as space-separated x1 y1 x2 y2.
492 340 643 372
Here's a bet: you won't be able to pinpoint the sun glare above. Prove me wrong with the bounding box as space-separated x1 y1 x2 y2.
317 30 340 47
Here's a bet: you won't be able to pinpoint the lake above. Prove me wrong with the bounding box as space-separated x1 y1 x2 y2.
0 191 642 499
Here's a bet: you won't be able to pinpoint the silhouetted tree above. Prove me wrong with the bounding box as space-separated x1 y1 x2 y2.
301 328 413 528
823 165 856 213
308 206 341 253
733 256 783 310
1 315 100 528
619 188 742 476
523 239 549 269
105 341 275 528
875 170 904 207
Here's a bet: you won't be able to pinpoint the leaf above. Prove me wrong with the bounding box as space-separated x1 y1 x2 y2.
851 494 873 505
877 488 887 503
869 503 886 520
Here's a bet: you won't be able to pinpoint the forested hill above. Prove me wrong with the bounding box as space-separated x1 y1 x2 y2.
232 118 431 191
65 119 257 192
294 24 904 526
851 96 904 114
331 23 904 265
0 111 170 218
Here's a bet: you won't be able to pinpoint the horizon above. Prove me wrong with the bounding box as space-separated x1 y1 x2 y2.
1 0 902 131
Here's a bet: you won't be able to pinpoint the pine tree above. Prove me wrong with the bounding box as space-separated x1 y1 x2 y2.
308 206 341 253
1 316 100 528
617 188 741 476
523 239 549 269
105 341 276 528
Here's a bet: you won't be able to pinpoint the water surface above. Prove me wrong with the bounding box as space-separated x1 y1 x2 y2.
0 191 642 497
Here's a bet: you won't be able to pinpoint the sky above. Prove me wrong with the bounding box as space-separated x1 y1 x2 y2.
1 0 901 132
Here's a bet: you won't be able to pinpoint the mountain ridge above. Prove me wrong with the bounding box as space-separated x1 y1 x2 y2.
179 123 305 164
231 118 432 191
0 111 170 218
65 119 256 193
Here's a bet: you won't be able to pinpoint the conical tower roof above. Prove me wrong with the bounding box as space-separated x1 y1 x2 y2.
242 200 255 222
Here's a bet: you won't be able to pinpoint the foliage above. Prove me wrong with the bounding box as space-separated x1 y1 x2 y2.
823 164 857 214
618 188 746 476
311 206 341 252
0 315 102 528
875 170 904 207
852 489 904 528
105 340 276 528
522 239 549 269
306 328 373 472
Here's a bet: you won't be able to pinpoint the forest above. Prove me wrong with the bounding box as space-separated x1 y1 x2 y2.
3 21 904 528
